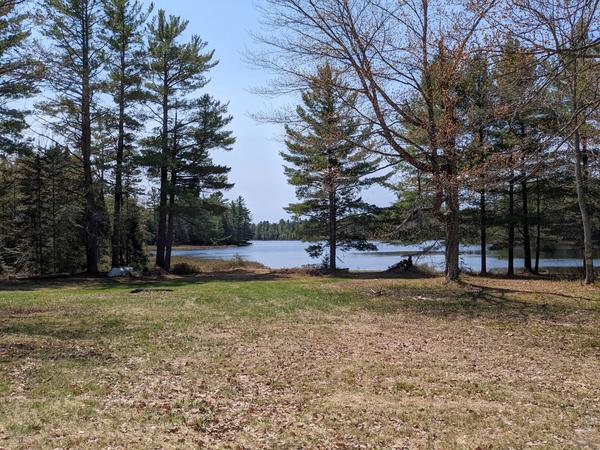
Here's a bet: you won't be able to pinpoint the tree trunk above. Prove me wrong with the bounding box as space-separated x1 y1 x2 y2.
571 55 594 284
164 171 176 271
111 45 126 269
535 176 541 273
328 190 336 271
574 129 594 284
480 188 487 275
445 183 460 281
51 161 57 274
521 176 532 273
82 17 98 275
507 175 515 277
155 68 169 269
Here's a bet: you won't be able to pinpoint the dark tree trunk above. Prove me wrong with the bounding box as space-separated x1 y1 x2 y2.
82 17 98 275
155 68 169 269
521 176 532 273
51 161 57 274
507 175 515 277
480 188 487 275
328 190 336 271
445 183 460 281
535 176 541 273
111 45 126 269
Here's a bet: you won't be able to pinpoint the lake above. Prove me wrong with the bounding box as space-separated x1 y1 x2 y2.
171 240 600 272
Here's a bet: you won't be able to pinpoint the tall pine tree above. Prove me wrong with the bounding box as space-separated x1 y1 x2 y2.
282 64 384 270
38 0 105 274
143 9 216 269
102 0 151 268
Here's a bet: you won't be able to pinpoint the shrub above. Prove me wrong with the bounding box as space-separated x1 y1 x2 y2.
171 262 200 275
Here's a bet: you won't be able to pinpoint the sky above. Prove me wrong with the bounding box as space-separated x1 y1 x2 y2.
144 0 396 222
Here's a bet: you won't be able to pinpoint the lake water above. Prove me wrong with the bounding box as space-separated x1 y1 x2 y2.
171 240 600 272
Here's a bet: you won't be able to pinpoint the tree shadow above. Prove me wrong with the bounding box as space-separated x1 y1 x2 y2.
0 270 290 292
360 278 599 324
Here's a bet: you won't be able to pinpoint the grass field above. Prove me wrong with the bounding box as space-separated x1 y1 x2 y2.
1 265 599 448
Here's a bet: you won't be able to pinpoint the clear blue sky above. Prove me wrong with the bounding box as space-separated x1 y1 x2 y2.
150 0 395 222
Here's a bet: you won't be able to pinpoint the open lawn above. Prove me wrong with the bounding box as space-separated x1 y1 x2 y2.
1 268 599 449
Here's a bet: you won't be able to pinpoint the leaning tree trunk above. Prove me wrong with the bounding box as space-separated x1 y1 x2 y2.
328 191 337 271
570 58 594 284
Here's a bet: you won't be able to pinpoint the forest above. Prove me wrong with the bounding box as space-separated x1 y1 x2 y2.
0 0 256 275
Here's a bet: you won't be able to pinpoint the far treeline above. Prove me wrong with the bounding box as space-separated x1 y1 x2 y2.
1 0 599 283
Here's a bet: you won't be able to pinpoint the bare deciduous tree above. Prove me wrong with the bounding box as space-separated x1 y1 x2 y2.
254 0 496 280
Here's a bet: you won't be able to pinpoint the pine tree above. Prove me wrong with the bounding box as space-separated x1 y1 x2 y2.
282 64 384 270
102 0 151 268
38 0 105 274
143 9 216 269
14 151 46 274
462 51 495 275
0 0 40 156
162 95 234 268
493 39 550 275
42 145 86 273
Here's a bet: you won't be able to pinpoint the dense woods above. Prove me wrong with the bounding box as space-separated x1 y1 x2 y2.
0 0 598 281
0 0 245 274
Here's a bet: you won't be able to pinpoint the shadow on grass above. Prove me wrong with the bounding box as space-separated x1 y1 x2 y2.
360 279 600 324
0 339 111 363
0 270 289 292
0 314 128 341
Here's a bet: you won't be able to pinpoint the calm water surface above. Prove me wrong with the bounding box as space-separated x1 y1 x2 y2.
171 240 600 272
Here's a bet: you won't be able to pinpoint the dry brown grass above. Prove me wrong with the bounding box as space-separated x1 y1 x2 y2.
0 274 599 448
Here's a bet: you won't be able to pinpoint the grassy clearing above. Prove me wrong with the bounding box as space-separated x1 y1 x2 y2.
0 271 599 448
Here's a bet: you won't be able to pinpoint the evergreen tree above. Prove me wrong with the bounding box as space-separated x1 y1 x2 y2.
42 145 86 273
38 0 105 274
0 0 40 156
282 64 384 270
461 51 495 274
493 39 551 275
102 0 151 268
162 95 234 267
227 196 252 244
143 9 216 269
7 145 85 275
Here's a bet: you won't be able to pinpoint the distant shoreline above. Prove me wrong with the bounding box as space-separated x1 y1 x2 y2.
147 244 238 252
